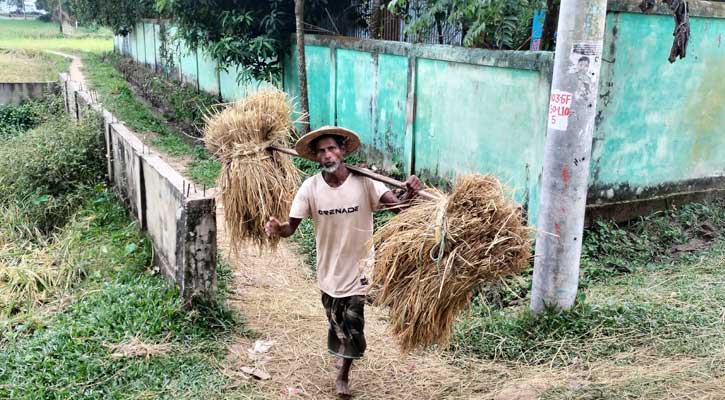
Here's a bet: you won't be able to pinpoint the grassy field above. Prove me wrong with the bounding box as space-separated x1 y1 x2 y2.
0 17 112 52
0 48 70 81
0 97 256 399
448 200 725 398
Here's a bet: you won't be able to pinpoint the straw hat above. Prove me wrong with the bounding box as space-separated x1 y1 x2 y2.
294 126 361 161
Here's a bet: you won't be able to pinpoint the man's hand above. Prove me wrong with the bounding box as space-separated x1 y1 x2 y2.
405 175 423 198
265 217 287 237
264 217 302 238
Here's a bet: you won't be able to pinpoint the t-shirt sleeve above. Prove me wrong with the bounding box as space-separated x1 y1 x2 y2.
289 179 312 219
367 178 391 211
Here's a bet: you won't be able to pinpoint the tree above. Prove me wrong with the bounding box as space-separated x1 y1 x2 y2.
11 0 24 16
388 0 543 50
295 0 310 134
70 0 156 35
155 0 355 83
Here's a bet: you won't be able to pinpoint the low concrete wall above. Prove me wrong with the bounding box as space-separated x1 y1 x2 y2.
0 82 57 105
59 73 217 302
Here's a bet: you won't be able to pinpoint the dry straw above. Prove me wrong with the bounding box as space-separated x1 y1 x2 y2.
203 89 300 251
371 174 532 352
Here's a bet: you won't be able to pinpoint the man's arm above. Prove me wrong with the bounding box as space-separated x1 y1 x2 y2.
379 175 423 214
265 217 303 238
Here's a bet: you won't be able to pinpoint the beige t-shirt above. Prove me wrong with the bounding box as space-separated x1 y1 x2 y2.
289 172 390 298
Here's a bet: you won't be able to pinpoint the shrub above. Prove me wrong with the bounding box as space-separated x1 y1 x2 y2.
0 111 105 232
0 95 63 139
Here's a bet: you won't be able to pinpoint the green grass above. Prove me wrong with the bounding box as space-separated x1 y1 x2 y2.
0 17 112 52
0 189 256 399
82 52 222 186
0 94 253 399
188 146 223 188
451 199 725 367
82 53 175 137
0 49 70 81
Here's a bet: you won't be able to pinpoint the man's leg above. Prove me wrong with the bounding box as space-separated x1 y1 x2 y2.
321 293 366 397
336 358 353 396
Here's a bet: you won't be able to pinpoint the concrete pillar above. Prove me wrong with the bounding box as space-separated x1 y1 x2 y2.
531 0 609 313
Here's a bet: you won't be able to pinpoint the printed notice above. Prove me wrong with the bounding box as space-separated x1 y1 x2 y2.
548 90 572 131
568 41 603 102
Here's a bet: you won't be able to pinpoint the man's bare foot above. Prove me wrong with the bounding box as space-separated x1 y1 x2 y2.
336 378 351 397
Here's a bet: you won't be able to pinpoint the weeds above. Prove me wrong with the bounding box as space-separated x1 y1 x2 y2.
452 200 725 366
0 94 64 139
0 190 254 399
83 52 224 186
112 54 219 138
0 108 105 234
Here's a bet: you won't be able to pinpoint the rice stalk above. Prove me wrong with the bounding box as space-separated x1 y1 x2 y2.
0 213 90 317
203 89 301 251
371 174 532 352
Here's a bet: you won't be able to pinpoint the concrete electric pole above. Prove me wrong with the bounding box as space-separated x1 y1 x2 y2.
531 0 609 313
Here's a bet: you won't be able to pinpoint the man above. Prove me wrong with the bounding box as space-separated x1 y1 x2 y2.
575 55 593 101
264 126 422 397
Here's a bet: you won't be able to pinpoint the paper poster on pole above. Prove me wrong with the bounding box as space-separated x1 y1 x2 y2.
548 90 572 131
568 42 602 102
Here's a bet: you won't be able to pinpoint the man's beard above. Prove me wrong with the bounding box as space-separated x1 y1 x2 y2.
320 161 340 173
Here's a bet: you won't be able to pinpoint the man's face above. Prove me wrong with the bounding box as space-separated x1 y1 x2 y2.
578 59 589 73
315 137 346 173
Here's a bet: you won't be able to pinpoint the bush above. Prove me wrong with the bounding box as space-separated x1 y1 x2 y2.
0 111 105 233
0 95 63 139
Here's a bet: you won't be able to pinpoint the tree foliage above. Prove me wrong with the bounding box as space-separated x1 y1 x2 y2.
389 0 543 50
69 0 156 35
155 0 355 83
155 0 294 83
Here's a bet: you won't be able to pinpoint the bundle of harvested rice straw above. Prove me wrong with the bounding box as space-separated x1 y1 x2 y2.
371 174 531 352
203 89 300 250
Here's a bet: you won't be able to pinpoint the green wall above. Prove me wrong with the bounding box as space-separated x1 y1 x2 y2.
591 11 725 201
116 6 725 224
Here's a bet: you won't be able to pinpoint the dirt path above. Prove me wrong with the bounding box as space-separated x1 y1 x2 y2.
45 50 85 85
215 204 566 399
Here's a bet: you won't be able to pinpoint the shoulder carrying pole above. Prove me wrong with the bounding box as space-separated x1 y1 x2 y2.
269 145 437 201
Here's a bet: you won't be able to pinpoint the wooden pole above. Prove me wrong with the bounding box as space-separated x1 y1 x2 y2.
269 145 437 201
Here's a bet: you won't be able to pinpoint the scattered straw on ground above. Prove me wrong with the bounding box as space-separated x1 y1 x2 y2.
216 204 549 399
104 334 172 359
216 201 724 399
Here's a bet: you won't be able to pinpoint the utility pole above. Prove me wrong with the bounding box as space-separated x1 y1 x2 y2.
531 0 609 313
